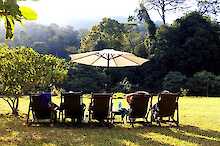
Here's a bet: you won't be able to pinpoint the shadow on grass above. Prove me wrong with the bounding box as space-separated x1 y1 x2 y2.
149 124 220 146
0 116 169 146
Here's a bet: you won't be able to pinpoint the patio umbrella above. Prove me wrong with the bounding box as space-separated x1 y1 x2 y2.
70 49 149 91
70 49 149 67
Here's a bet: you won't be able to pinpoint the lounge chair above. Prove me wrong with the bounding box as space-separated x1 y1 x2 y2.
27 93 56 125
152 91 180 126
88 93 113 124
59 92 85 123
127 92 152 127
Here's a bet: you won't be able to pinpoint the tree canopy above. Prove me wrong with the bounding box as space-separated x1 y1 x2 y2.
80 18 127 52
0 45 68 115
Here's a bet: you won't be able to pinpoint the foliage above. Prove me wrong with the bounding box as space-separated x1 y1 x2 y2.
0 0 37 39
80 18 127 52
186 71 220 96
153 12 220 76
62 65 107 93
137 3 156 38
113 77 132 93
162 71 187 92
0 46 68 115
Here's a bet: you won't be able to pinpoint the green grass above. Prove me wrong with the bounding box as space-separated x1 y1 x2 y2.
0 96 220 146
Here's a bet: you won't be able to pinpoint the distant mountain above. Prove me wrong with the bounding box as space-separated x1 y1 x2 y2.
68 16 163 30
67 16 129 29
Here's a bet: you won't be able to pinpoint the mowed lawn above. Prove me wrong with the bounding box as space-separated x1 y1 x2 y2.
0 96 220 146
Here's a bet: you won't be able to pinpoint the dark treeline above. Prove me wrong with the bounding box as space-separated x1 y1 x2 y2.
1 12 220 96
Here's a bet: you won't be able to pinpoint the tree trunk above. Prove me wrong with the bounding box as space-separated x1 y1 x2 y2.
11 96 19 116
13 96 19 116
162 0 166 24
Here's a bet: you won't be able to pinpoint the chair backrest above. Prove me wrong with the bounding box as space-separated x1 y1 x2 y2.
129 93 151 118
91 93 112 121
31 93 51 119
158 92 179 117
62 92 82 118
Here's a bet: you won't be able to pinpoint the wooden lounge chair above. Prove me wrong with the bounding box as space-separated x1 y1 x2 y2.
127 92 152 127
59 92 85 123
152 92 180 126
88 93 113 124
27 93 56 125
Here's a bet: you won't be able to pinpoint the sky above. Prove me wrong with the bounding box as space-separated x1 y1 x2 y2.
19 0 195 29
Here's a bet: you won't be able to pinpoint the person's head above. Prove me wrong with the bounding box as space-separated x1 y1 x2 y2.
161 90 170 94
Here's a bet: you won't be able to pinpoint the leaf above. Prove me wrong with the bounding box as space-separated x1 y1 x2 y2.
19 6 38 20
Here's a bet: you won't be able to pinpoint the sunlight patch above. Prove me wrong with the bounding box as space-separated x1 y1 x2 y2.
120 139 140 146
139 132 198 146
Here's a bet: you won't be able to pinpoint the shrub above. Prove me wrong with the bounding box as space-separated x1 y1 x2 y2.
113 77 132 93
186 71 219 96
162 71 187 92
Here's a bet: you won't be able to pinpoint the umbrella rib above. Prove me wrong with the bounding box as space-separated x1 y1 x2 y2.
99 53 108 60
111 54 118 67
120 55 140 65
71 53 97 61
90 55 102 66
112 54 122 59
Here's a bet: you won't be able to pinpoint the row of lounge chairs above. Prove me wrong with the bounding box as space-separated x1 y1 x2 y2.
26 91 180 127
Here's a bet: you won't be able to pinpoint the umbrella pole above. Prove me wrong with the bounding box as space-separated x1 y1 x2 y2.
106 54 110 92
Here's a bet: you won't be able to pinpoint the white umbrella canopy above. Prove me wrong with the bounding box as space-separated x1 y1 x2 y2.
70 49 149 67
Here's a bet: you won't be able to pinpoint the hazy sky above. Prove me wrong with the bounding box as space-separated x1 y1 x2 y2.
19 0 195 29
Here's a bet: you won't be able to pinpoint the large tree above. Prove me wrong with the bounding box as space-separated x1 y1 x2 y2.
154 12 220 75
80 18 127 52
141 0 186 24
0 46 68 116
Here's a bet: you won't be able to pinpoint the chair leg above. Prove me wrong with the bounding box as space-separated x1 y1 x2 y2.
26 106 31 124
129 118 135 128
177 108 179 127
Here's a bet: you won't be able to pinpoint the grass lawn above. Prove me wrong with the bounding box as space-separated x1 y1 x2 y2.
0 96 220 146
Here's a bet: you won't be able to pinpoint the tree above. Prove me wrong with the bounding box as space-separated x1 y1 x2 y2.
136 3 157 57
141 0 186 24
197 0 220 17
0 0 37 39
186 71 215 96
154 12 220 76
162 71 187 92
140 12 220 93
0 46 68 116
137 3 156 37
80 18 126 52
62 64 107 93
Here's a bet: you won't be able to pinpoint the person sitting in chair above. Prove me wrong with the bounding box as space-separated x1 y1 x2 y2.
152 90 170 122
125 91 150 122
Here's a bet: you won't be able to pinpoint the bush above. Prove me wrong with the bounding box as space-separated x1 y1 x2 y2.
162 71 187 92
62 65 107 93
113 77 132 93
186 71 220 96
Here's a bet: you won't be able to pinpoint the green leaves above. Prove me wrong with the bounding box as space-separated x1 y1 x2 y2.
0 46 68 95
0 0 38 39
19 6 37 20
80 18 127 52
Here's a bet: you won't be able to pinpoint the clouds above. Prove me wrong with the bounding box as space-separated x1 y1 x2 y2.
19 0 139 26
